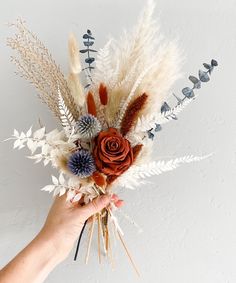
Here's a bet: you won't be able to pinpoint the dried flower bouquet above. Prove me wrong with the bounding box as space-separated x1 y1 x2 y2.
5 0 217 274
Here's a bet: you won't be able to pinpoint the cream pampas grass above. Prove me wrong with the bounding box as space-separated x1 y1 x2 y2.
67 33 85 107
91 0 182 128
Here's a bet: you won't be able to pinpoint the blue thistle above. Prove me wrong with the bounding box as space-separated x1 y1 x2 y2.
75 114 101 139
68 149 96 178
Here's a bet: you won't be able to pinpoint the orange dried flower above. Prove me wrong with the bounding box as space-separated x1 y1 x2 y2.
87 91 97 116
92 171 106 187
99 83 108 105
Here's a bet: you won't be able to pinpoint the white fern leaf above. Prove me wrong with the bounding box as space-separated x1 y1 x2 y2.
92 39 115 88
133 98 193 133
58 87 75 135
116 154 212 189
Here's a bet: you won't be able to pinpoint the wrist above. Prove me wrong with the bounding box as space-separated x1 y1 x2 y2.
36 228 68 265
37 226 75 263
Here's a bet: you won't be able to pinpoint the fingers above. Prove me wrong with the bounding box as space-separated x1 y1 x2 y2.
111 194 124 208
114 199 124 208
79 195 111 220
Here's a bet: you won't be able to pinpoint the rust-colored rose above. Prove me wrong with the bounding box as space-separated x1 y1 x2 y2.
93 128 133 177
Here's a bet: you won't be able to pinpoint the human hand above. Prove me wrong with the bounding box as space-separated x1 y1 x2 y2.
39 193 123 263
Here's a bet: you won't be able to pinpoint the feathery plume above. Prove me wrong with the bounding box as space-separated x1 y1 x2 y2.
7 19 80 121
68 32 82 74
120 93 148 136
67 33 85 108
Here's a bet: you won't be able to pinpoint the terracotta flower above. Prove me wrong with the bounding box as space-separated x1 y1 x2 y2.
93 128 134 179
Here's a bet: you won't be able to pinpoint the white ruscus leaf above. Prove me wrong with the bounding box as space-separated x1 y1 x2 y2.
41 185 55 193
26 127 32 137
52 175 59 185
33 127 45 139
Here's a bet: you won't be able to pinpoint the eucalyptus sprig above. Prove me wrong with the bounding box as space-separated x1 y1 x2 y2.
147 59 218 140
80 29 97 72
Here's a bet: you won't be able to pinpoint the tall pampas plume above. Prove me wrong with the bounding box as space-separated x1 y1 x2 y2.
93 0 182 127
67 33 85 107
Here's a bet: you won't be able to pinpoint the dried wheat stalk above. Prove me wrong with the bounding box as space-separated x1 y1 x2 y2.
7 18 80 121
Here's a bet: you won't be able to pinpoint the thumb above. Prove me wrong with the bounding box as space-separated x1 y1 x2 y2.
79 195 111 220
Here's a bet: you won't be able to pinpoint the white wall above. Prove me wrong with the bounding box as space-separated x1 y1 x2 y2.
0 0 236 282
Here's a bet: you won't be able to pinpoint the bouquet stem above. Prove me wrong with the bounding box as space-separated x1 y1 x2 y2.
74 219 88 261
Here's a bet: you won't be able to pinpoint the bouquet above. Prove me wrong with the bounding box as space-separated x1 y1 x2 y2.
5 0 217 275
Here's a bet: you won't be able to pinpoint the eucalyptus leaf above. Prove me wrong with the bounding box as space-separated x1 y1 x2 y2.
211 59 218 66
189 75 199 84
161 102 171 113
189 76 201 89
182 87 194 98
80 49 97 54
171 114 178 120
85 57 95 64
83 41 94 47
83 34 95 40
147 130 154 140
203 63 211 70
154 124 162 132
80 49 89 53
199 70 210 82
194 81 201 89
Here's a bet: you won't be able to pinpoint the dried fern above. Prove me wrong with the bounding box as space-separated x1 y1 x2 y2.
58 88 75 135
7 18 80 121
116 154 211 189
134 98 192 133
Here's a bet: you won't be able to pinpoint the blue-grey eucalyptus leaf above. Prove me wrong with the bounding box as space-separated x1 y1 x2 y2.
182 87 194 98
199 70 210 82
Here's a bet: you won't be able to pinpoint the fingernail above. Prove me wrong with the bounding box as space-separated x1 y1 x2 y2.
100 194 110 203
111 194 118 201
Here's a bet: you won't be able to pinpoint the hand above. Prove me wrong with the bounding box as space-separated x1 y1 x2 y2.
39 193 123 262
0 193 124 283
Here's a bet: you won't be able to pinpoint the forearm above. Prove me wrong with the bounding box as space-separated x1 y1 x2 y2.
0 230 62 283
0 194 113 283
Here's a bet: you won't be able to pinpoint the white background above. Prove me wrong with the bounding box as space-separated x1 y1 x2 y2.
0 0 236 282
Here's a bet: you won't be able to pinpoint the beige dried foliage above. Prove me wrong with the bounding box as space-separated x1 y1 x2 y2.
7 18 80 121
67 73 85 107
68 32 82 74
92 0 182 128
67 33 85 107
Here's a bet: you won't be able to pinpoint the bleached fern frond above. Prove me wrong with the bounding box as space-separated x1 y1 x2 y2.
58 87 76 136
116 154 212 189
92 39 115 89
133 98 192 133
